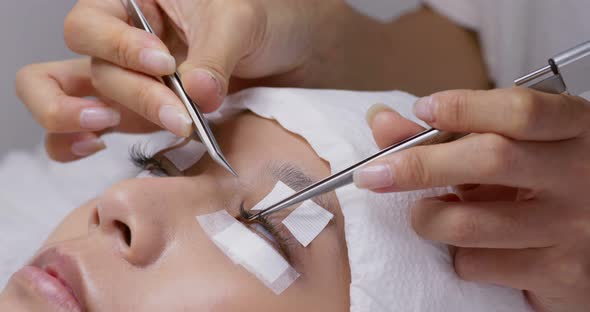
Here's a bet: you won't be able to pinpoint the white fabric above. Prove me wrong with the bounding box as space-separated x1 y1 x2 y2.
230 87 533 312
345 0 421 23
164 140 206 171
251 181 294 211
282 200 334 247
196 210 299 295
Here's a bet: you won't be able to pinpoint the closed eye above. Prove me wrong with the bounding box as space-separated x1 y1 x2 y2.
239 203 297 261
129 143 170 177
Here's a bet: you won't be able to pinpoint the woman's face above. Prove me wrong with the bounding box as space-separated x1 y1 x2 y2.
0 113 350 311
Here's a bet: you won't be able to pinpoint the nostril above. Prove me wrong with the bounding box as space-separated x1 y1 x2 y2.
113 220 132 247
89 208 100 230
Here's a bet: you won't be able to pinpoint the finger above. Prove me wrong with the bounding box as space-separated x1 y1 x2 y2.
454 247 561 293
45 132 106 162
178 2 265 112
15 59 121 133
64 0 176 76
366 104 425 148
354 133 570 191
91 58 192 137
414 88 590 141
411 195 558 248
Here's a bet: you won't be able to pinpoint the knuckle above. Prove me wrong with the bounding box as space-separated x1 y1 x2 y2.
136 85 160 121
393 150 432 187
436 92 469 128
479 134 514 177
509 88 539 134
447 209 479 245
113 27 136 69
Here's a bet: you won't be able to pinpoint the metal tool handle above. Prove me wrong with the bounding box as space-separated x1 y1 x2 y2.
515 40 590 95
248 128 464 220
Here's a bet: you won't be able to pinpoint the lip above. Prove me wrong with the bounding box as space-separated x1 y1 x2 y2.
13 247 86 311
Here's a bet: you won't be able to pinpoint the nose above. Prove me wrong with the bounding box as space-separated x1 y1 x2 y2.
95 178 177 266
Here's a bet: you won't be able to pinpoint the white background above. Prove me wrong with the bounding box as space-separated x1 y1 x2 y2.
0 0 77 156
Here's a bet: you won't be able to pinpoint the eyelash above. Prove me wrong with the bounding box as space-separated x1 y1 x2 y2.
129 144 169 177
239 203 297 259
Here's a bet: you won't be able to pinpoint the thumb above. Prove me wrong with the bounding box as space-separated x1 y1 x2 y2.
178 8 262 113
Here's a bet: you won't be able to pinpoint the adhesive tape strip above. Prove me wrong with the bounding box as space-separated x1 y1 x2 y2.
251 181 295 211
136 170 157 178
196 210 299 295
164 140 206 171
281 201 334 247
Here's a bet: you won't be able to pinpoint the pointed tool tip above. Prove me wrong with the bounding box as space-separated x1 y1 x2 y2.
213 154 238 177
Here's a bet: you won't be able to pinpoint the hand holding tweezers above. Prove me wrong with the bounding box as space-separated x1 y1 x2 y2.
245 40 590 221
126 0 237 176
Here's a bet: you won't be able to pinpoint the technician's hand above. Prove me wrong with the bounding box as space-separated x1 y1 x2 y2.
15 59 159 162
356 88 590 312
64 0 341 137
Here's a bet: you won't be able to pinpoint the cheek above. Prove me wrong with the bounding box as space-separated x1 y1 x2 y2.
142 234 280 310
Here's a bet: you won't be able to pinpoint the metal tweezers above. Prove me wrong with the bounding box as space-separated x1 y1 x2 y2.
126 0 237 176
245 40 590 221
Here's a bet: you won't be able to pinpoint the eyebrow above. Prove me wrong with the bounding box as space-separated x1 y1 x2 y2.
265 162 337 213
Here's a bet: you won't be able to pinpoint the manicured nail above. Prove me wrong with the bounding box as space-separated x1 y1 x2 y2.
80 107 121 130
140 48 176 73
159 105 192 137
188 69 222 97
71 138 106 157
413 96 435 122
353 164 394 189
366 103 394 125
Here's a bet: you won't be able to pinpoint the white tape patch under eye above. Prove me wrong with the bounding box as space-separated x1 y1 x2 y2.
136 170 158 178
196 210 299 295
251 181 295 211
164 140 206 171
282 201 334 247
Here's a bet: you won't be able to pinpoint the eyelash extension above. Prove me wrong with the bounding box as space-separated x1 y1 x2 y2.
129 143 168 176
239 203 297 260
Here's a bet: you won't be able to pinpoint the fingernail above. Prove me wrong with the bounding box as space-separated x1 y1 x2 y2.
366 103 394 125
413 96 435 122
140 48 176 73
159 105 192 137
188 69 222 97
71 138 106 157
80 107 121 130
353 164 394 189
